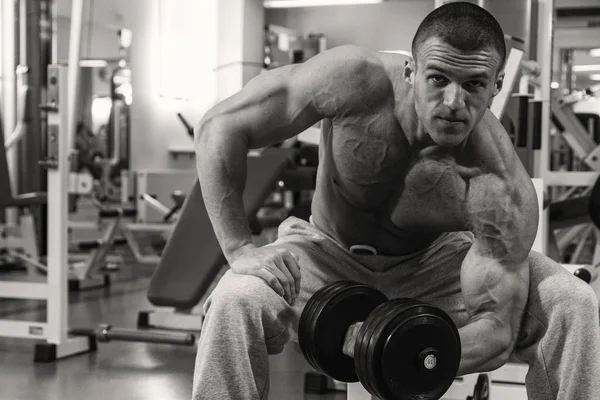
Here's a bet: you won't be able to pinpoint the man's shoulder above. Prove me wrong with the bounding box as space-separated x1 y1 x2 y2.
466 110 538 211
307 45 407 115
467 110 521 175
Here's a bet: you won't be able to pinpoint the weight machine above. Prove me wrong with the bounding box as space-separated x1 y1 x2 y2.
0 64 94 361
0 0 198 360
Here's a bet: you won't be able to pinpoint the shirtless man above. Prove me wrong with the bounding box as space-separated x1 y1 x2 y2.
191 3 600 399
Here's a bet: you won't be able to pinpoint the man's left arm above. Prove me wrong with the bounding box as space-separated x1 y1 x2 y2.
457 161 539 376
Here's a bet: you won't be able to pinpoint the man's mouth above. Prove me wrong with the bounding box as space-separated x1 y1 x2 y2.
438 117 464 124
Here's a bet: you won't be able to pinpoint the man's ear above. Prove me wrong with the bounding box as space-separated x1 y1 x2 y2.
493 70 505 97
404 59 415 85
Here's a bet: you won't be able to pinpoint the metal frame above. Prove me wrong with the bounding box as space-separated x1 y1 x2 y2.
137 307 204 332
132 169 196 223
0 63 92 360
490 46 526 119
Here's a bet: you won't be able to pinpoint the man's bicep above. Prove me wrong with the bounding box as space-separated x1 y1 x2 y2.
462 171 536 344
466 171 538 264
461 245 529 346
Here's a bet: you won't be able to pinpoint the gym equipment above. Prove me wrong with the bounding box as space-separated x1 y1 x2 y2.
298 281 461 400
121 169 196 223
299 281 389 383
70 324 195 346
138 148 298 332
119 190 186 265
176 113 194 138
106 28 132 180
66 205 138 290
0 63 95 361
466 374 490 400
574 265 599 284
137 146 317 332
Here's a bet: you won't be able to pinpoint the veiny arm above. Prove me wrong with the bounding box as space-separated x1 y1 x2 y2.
457 111 539 375
194 45 389 262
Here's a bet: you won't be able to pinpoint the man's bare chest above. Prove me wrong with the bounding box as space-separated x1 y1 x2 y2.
326 123 480 233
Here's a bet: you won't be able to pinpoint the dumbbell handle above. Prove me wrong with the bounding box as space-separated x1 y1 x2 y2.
342 321 440 372
342 321 363 358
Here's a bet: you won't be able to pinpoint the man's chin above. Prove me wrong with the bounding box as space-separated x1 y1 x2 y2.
431 131 467 147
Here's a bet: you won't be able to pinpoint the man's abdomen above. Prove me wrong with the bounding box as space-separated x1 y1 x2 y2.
310 167 442 256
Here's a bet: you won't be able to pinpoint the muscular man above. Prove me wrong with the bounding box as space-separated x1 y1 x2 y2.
192 3 600 399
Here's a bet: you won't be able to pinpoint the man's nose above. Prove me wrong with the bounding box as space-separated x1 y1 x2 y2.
443 83 465 111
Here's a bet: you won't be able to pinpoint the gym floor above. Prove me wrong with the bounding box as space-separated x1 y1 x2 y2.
0 269 344 400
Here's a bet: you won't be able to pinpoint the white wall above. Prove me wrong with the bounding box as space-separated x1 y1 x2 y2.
555 0 600 6
265 0 435 52
56 16 120 61
57 0 218 171
54 0 600 172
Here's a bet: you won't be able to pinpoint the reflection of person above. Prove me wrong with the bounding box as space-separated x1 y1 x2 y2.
192 3 600 399
75 122 104 177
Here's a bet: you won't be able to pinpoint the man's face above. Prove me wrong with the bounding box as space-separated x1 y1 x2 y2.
405 37 504 147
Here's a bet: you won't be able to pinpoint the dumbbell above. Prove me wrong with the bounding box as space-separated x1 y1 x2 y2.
466 373 489 400
298 281 461 400
574 265 598 284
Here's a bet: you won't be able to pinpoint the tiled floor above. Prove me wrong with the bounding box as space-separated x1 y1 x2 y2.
0 269 344 400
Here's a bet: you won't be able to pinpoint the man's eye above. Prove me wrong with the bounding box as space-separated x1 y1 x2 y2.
430 75 447 84
467 80 484 88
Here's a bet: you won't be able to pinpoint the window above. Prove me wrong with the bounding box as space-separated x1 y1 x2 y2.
158 0 216 103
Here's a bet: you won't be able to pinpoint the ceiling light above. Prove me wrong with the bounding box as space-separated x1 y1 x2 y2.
264 0 383 8
573 64 600 72
590 74 600 81
79 59 108 68
589 48 600 57
381 50 412 58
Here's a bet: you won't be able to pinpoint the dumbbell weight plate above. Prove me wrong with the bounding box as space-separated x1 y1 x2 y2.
381 303 460 399
355 299 461 400
298 281 388 383
353 296 412 397
298 280 365 372
471 373 490 400
299 281 353 371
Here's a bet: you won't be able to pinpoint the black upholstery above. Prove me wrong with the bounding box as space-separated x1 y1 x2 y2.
147 149 294 309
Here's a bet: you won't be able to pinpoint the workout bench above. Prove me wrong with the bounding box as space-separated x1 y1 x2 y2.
139 147 315 331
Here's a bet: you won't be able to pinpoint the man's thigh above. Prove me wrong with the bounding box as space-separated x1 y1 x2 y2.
265 217 380 335
374 231 474 328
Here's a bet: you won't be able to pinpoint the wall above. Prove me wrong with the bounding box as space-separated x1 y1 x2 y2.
55 0 600 172
555 0 600 7
266 0 435 52
57 0 218 171
56 16 120 61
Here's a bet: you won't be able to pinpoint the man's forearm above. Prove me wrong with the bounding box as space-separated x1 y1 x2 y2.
195 119 255 263
457 317 511 376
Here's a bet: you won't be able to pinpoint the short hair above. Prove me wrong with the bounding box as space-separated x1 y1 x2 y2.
411 2 506 73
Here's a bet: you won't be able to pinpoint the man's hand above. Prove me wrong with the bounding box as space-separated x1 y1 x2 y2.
457 246 530 375
229 244 302 306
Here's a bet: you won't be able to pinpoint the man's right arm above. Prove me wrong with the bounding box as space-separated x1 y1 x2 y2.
194 45 383 264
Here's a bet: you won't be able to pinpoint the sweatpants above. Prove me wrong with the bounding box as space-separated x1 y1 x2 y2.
192 216 600 400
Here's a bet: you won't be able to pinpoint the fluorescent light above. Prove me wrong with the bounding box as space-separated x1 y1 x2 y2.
264 0 383 8
79 59 108 68
551 81 559 89
573 64 600 72
381 50 412 58
590 48 600 57
590 74 600 81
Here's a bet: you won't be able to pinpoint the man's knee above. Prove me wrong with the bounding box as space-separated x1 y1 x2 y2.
203 271 293 354
205 271 280 314
532 257 599 318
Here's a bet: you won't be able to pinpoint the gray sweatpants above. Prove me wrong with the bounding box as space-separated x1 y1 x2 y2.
192 217 600 400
